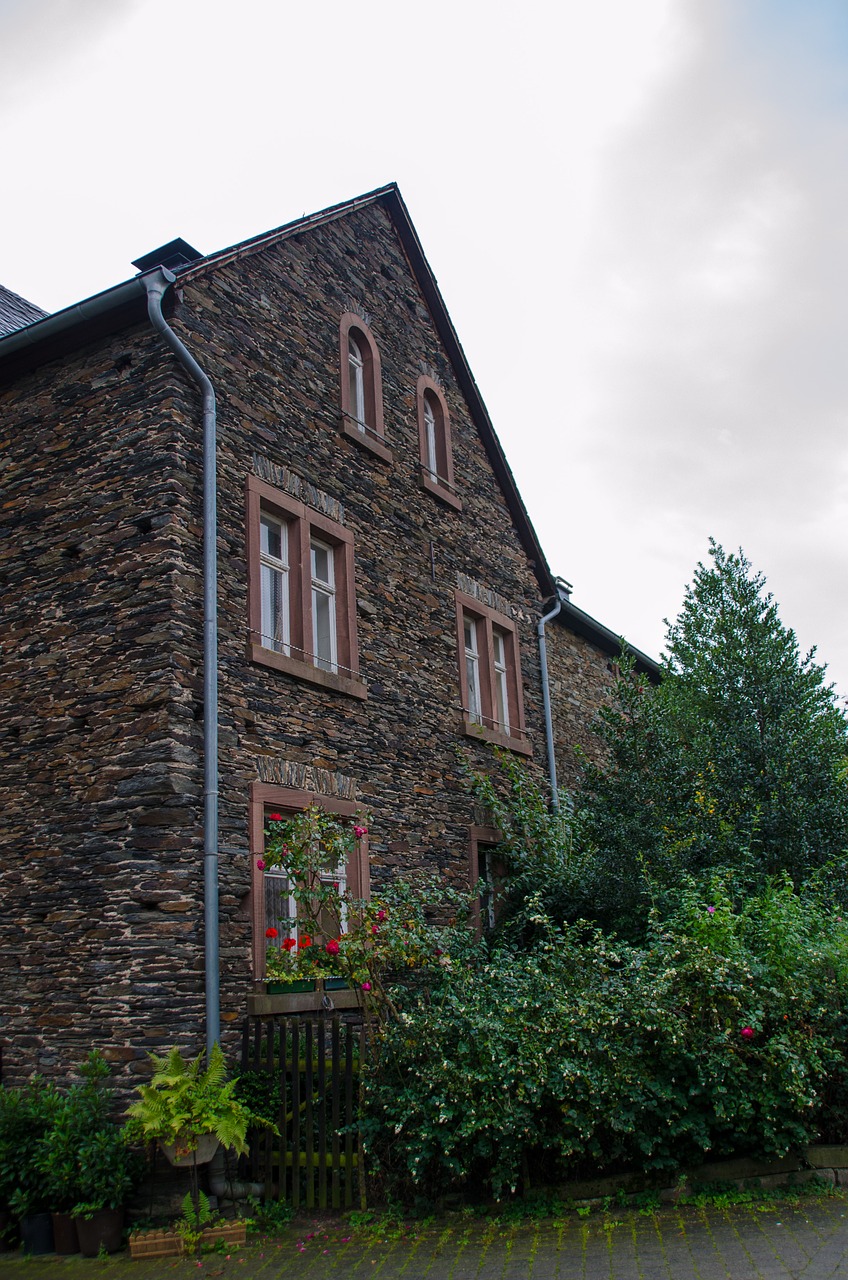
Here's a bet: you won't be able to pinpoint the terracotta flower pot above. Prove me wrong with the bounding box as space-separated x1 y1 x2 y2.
74 1207 124 1257
51 1211 79 1254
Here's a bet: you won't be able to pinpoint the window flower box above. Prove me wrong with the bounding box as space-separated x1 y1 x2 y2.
267 979 317 995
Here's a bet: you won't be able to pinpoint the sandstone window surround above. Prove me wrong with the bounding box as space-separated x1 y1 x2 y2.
248 782 370 980
454 590 531 755
339 312 391 463
416 375 461 510
246 474 366 699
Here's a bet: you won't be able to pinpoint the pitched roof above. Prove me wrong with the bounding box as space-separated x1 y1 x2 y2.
0 184 556 596
0 186 660 673
0 283 48 338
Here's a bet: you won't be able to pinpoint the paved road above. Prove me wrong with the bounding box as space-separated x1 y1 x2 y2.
1 1195 847 1279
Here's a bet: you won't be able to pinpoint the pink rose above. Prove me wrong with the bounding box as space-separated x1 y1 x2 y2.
377 909 387 922
325 939 340 957
354 825 368 839
741 1026 754 1040
361 981 372 992
707 906 715 914
256 859 265 870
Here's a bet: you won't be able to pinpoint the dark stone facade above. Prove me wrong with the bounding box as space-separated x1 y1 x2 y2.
0 188 651 1085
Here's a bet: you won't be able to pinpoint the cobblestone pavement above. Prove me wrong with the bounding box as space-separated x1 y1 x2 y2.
1 1194 847 1280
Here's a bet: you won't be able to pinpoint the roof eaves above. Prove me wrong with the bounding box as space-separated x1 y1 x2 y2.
0 274 152 385
556 598 661 680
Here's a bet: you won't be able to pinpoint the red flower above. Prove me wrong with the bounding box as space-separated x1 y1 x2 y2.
299 934 313 949
256 859 265 871
265 927 278 939
283 937 296 952
269 813 283 821
377 909 387 922
354 825 368 839
741 1026 754 1040
325 939 340 957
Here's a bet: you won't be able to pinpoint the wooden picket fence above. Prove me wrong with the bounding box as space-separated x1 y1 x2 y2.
240 1011 366 1209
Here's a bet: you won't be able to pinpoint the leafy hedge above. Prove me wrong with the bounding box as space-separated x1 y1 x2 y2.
364 878 848 1200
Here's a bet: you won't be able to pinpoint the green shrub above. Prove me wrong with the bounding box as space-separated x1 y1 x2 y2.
363 878 848 1200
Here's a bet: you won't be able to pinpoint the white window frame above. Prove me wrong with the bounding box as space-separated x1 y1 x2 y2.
311 537 338 673
464 614 483 725
348 335 366 432
423 395 438 480
492 627 510 735
259 510 290 655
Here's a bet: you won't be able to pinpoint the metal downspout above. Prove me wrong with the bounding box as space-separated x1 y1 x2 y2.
538 592 563 812
142 269 220 1054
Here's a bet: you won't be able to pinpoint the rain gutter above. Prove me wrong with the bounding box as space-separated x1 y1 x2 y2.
537 584 568 812
141 269 221 1056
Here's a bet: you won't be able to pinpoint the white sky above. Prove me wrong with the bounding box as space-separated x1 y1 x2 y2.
4 0 848 694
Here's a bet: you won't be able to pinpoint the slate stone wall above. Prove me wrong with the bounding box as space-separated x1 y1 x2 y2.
0 200 621 1085
0 327 208 1082
545 622 619 794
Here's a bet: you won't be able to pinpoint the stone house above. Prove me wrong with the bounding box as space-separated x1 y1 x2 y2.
0 184 656 1084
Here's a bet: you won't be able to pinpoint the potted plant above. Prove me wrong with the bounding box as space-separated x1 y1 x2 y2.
0 1077 60 1254
126 1044 273 1238
34 1050 135 1255
71 1121 142 1256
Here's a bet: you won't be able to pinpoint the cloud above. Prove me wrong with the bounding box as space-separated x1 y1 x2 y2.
0 0 140 109
554 0 848 686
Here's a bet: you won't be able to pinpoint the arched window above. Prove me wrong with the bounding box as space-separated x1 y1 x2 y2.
416 376 460 510
339 313 389 461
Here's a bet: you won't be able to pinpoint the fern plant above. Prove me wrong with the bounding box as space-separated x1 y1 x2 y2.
126 1044 269 1158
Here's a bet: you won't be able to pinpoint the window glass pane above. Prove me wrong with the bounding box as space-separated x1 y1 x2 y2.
311 539 336 672
313 589 335 671
464 615 482 724
348 336 366 429
311 541 332 586
478 845 497 931
260 563 288 653
264 869 296 938
492 628 510 733
260 512 283 561
424 397 437 478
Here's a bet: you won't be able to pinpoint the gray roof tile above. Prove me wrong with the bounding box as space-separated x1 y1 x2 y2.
0 283 48 338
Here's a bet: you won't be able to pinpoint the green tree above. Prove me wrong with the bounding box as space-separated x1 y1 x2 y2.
583 541 848 930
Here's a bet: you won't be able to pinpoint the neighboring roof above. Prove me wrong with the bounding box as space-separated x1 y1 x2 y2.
555 596 661 681
0 184 660 669
0 283 48 338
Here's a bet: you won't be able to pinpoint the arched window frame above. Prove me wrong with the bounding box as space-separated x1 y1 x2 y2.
416 376 460 510
339 313 390 463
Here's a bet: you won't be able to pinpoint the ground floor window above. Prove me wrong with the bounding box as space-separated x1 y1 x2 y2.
248 782 369 980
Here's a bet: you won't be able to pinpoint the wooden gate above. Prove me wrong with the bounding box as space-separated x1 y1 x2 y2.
241 1011 366 1209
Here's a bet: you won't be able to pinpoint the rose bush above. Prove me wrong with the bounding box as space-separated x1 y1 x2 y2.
363 875 848 1200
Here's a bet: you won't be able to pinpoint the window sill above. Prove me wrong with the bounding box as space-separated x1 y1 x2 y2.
462 716 532 756
422 472 462 511
249 643 368 700
341 415 393 464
